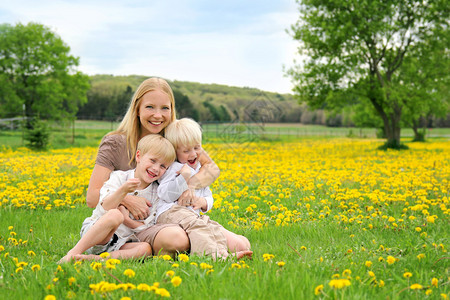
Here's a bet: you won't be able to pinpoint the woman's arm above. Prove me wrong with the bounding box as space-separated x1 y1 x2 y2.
186 149 220 189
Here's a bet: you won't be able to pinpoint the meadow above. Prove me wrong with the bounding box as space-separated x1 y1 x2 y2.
0 138 449 299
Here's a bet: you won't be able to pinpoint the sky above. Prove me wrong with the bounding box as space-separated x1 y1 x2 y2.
0 0 300 94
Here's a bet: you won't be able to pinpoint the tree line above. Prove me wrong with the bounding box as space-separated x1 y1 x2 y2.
1 12 449 150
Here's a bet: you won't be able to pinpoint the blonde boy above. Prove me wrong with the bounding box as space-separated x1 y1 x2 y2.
60 135 176 262
157 118 252 259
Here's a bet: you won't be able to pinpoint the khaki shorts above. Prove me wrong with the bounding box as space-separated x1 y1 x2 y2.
135 223 182 248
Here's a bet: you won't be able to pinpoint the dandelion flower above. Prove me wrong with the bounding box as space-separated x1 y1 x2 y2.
31 264 41 272
99 252 110 259
403 272 412 278
178 253 189 262
171 276 182 287
365 261 372 268
277 261 286 267
166 270 175 278
162 255 172 261
44 295 56 300
123 269 135 278
155 288 171 297
410 283 423 290
314 284 324 295
28 250 36 257
417 253 425 260
431 278 438 287
329 279 351 289
68 277 76 286
386 256 396 265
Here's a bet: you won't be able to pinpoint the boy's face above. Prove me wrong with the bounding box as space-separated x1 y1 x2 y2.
177 144 202 169
135 151 169 186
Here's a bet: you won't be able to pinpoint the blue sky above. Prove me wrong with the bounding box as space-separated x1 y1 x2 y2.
1 0 300 93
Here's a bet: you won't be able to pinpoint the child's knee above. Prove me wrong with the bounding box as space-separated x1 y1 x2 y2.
106 209 124 226
139 243 152 256
165 228 190 251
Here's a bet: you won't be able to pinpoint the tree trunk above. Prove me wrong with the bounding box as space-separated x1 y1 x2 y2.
412 119 425 142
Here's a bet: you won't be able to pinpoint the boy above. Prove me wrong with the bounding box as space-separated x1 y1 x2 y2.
59 134 176 262
157 118 252 259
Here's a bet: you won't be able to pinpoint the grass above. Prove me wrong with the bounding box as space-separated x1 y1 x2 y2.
0 137 449 299
2 121 450 150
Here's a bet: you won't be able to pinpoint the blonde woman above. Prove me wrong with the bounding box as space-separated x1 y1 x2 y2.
86 77 220 256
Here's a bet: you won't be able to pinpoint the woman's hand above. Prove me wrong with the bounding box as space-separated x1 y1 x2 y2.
177 188 195 206
121 194 151 220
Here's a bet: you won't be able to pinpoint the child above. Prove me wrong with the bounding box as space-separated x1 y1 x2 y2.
157 118 252 259
59 134 176 262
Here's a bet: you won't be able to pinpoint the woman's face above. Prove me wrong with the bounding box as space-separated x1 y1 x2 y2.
138 89 172 136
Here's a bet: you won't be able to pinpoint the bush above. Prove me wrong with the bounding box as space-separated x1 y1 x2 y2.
24 119 50 150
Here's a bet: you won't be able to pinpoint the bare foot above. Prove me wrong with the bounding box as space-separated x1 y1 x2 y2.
234 250 253 260
58 253 79 264
72 254 102 261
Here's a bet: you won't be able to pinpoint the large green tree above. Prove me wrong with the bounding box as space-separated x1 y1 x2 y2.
288 0 449 148
0 22 89 127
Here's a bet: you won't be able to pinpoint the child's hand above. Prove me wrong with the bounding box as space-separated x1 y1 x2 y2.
122 178 141 194
178 164 192 181
191 196 207 212
118 205 131 221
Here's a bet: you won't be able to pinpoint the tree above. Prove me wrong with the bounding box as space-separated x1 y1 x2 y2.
173 90 199 121
0 22 90 127
288 0 449 148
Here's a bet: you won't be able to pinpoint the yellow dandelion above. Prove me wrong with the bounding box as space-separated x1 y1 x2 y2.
15 267 23 273
410 283 423 290
123 269 135 278
426 289 432 296
28 250 36 257
314 284 324 295
99 252 110 259
403 272 413 278
8 226 13 230
31 264 41 272
378 280 385 287
44 295 56 300
365 261 372 268
417 253 425 260
190 262 198 267
172 263 179 268
386 256 396 265
329 279 351 289
171 276 182 287
155 288 171 297
431 278 438 287
178 253 189 262
162 255 172 261
300 246 307 250
415 227 422 232
68 277 76 286
277 261 286 267
441 293 448 299
368 271 375 278
166 270 175 278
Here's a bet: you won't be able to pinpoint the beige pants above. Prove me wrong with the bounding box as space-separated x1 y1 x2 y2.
157 205 228 256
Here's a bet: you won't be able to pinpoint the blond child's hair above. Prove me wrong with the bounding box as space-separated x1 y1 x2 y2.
164 118 202 149
110 77 177 166
136 134 176 167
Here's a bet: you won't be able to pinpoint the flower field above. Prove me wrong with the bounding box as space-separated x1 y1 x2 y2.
0 139 449 299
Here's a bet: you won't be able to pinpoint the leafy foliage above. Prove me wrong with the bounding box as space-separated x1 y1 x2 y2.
0 22 90 127
288 0 449 148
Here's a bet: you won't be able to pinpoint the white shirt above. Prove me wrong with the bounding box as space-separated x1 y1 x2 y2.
85 169 159 239
156 162 213 220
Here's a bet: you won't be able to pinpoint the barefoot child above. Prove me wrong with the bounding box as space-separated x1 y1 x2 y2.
60 134 176 262
156 118 252 260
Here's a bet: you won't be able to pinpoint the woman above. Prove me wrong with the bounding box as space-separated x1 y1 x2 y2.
86 77 219 256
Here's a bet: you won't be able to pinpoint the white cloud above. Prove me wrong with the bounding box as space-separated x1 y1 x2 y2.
0 0 300 93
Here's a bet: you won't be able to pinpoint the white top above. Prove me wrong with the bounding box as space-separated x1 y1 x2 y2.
84 169 159 240
156 162 213 220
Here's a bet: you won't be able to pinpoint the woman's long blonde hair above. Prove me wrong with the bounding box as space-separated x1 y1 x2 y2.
109 77 177 165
